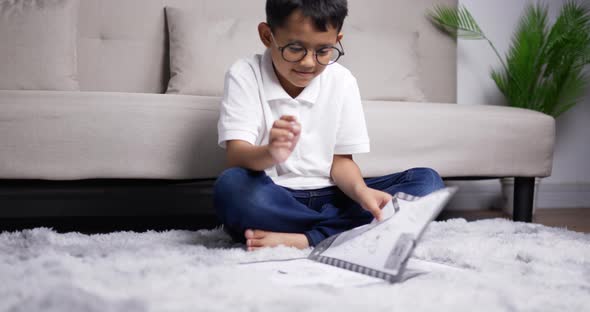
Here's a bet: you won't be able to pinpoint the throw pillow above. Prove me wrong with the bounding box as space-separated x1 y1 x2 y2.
338 25 425 102
165 7 265 96
0 0 80 91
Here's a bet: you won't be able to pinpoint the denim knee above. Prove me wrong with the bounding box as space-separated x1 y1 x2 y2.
214 167 251 192
408 167 445 195
213 167 252 223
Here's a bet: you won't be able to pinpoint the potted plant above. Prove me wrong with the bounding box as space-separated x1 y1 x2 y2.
428 1 590 216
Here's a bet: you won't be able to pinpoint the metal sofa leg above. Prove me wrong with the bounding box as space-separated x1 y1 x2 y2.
513 177 535 222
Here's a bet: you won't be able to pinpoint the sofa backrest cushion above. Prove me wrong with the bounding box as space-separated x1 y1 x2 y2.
77 0 456 102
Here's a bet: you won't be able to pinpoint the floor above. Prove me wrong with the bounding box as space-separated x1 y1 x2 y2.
1 209 589 234
438 208 590 233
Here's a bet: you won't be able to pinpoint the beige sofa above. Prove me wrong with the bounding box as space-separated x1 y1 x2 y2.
0 0 554 226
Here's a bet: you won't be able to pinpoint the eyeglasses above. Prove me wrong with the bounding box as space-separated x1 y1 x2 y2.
270 32 345 66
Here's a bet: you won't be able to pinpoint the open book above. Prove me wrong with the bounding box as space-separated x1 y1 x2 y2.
241 186 458 286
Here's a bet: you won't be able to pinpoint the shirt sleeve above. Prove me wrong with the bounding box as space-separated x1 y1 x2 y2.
334 76 371 155
217 64 262 149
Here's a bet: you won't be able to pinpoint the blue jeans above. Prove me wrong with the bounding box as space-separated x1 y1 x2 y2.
213 167 445 247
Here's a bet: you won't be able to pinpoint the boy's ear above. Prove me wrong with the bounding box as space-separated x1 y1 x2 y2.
337 32 343 42
258 22 272 48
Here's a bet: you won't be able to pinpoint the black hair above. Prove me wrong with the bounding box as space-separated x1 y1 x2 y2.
266 0 348 33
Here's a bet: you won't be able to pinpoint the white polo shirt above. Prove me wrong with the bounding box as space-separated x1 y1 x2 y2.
218 49 370 190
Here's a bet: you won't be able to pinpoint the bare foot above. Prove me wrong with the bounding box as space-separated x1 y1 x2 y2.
244 229 309 251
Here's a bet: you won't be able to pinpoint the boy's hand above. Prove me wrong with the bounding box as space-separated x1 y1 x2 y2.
357 187 393 222
268 115 301 163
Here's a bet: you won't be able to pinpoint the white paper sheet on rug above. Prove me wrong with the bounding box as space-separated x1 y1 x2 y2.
243 258 384 287
243 257 465 287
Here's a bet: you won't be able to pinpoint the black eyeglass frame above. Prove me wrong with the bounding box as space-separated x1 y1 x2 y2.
270 32 345 65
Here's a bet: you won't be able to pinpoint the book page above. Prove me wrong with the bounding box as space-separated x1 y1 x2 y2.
308 187 457 281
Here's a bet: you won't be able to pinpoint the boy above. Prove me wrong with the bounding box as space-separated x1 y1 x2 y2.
214 0 444 251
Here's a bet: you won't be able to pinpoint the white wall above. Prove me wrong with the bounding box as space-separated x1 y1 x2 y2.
452 0 590 209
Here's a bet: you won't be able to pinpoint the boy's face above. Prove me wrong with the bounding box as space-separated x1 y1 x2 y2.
259 10 343 97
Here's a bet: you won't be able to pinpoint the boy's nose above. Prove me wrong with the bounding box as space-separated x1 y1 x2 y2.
299 51 316 67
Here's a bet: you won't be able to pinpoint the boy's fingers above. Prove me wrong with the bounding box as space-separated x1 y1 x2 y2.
272 119 294 130
374 210 382 222
271 141 292 149
290 122 301 135
367 205 382 221
273 119 301 136
280 115 297 122
270 128 294 141
379 195 392 209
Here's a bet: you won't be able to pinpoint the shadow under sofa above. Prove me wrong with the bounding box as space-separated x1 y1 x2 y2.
0 90 555 231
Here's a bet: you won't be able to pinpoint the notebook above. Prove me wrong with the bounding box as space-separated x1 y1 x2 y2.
241 186 458 285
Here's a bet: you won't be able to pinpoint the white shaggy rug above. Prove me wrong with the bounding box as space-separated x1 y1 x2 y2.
1 218 589 312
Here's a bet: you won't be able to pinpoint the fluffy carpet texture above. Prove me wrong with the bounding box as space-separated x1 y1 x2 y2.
1 218 589 312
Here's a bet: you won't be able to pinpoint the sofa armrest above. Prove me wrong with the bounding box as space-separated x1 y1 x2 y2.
355 101 555 179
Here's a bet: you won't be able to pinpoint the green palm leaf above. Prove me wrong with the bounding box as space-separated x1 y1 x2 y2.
428 5 513 89
428 0 590 117
428 5 484 39
499 3 548 110
537 1 590 116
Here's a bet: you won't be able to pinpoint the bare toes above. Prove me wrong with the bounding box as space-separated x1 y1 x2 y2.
247 239 264 247
252 229 268 239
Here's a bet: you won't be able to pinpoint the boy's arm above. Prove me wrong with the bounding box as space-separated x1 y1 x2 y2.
226 140 276 171
226 116 302 171
330 155 366 201
331 155 391 221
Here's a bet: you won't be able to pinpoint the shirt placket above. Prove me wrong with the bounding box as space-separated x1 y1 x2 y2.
290 99 301 162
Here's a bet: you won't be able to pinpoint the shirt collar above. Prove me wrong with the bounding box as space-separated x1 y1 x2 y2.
261 49 320 105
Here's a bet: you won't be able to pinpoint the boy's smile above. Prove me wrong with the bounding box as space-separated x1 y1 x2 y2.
259 9 343 98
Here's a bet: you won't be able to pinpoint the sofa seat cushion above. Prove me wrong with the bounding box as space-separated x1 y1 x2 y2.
0 91 554 180
0 91 225 180
356 101 555 178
